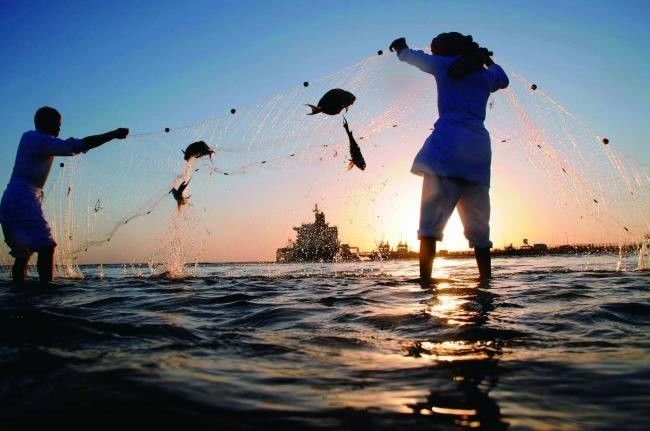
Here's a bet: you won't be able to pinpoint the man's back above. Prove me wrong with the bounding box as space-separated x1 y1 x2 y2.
8 130 86 190
397 48 509 187
397 49 508 125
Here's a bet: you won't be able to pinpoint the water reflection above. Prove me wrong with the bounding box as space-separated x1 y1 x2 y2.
408 280 509 430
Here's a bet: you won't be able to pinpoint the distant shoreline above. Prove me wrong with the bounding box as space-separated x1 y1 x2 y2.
0 246 640 268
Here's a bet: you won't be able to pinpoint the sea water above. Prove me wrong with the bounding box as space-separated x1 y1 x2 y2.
0 255 648 429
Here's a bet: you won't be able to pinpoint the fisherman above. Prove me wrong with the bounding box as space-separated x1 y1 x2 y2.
0 106 128 285
389 34 509 284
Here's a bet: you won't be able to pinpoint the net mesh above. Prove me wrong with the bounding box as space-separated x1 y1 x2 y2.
0 51 648 277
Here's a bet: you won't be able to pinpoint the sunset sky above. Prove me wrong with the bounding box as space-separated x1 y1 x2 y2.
1 1 648 263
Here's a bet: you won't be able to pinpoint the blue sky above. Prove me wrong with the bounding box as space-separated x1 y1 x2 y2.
1 0 648 165
0 1 648 261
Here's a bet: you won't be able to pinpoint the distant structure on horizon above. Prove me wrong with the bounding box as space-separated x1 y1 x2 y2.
276 205 341 263
275 205 418 263
275 207 623 263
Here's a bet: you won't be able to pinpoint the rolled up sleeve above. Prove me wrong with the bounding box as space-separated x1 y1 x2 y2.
39 136 88 156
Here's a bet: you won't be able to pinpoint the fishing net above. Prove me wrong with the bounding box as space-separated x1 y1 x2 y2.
0 50 648 277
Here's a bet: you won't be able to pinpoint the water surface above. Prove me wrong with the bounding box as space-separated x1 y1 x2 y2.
1 255 648 430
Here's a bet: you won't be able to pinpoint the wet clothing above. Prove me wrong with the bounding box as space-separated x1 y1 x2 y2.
397 48 508 188
0 130 86 255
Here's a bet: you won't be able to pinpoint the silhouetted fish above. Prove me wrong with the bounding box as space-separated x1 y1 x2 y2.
182 141 214 161
343 116 366 171
307 89 356 115
170 180 191 209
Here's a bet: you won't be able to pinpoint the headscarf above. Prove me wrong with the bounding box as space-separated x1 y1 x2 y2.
431 32 490 79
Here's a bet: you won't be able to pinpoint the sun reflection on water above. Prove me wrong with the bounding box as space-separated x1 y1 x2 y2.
427 289 468 326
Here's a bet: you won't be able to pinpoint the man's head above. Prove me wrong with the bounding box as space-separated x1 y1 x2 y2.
34 106 62 137
431 32 478 56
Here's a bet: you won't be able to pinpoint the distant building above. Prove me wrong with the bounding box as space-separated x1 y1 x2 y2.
393 240 410 259
377 241 390 260
338 244 360 261
276 205 340 263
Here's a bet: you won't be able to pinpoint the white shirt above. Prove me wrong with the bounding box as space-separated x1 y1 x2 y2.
397 49 509 187
0 130 87 222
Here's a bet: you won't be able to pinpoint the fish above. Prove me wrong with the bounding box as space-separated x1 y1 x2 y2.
343 116 366 171
182 141 214 161
307 89 356 115
170 180 191 209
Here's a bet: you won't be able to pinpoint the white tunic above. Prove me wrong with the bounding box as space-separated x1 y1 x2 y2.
397 49 509 187
0 130 87 222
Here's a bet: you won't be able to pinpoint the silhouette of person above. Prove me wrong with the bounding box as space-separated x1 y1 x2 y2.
389 33 509 285
0 106 129 285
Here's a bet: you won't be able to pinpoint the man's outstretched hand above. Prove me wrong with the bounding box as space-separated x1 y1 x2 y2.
113 128 129 139
389 37 408 54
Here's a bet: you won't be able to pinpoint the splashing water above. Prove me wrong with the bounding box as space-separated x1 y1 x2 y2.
0 52 648 276
638 239 650 271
